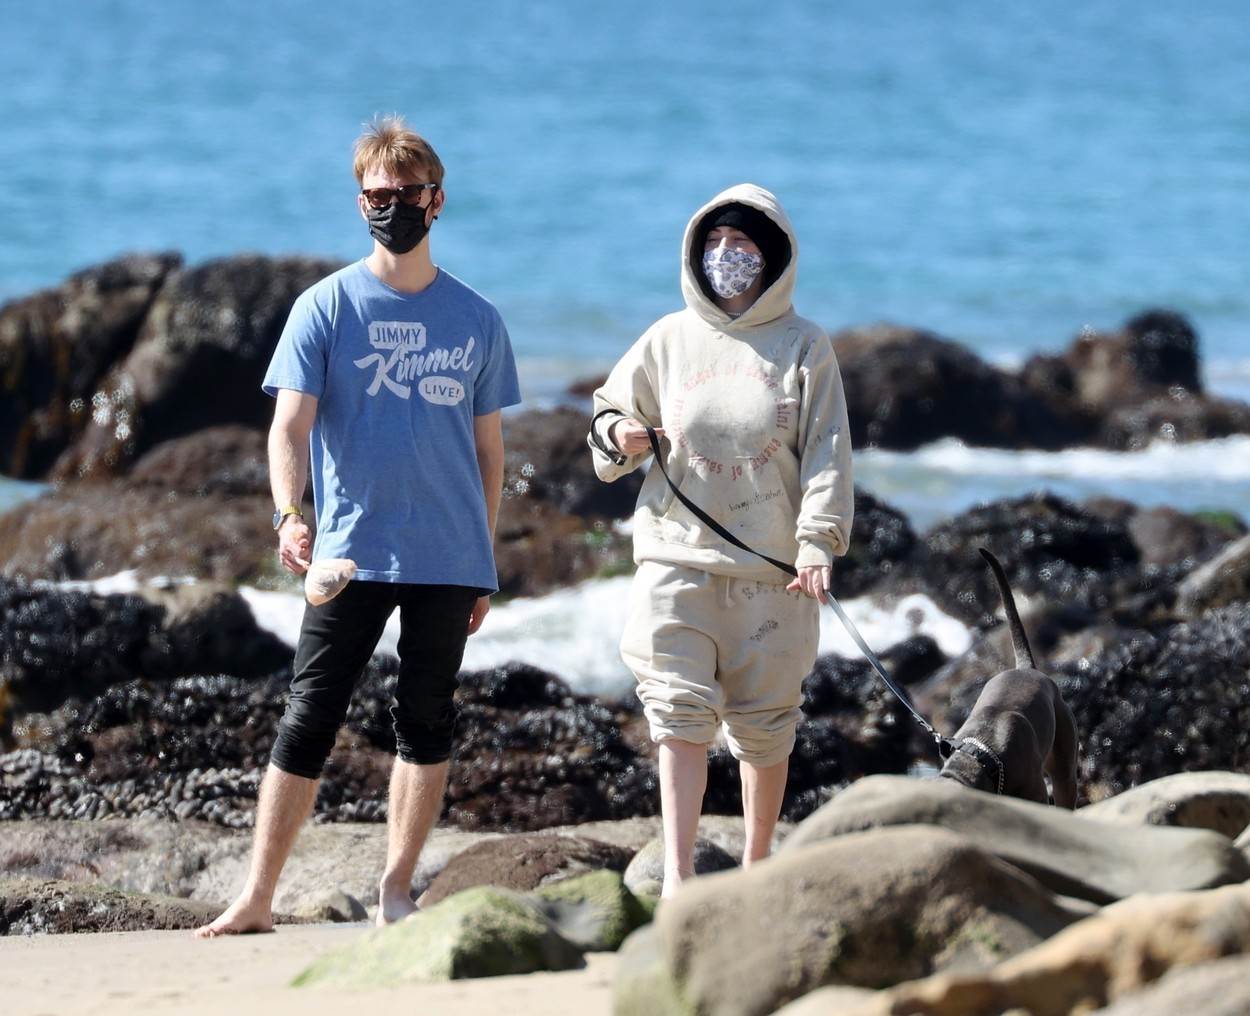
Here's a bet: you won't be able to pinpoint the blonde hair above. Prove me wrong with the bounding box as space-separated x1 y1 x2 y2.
352 114 445 186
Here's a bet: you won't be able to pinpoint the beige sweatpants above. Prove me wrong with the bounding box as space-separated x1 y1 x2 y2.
620 560 820 767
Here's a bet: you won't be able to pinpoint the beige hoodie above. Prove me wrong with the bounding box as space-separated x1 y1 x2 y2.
588 183 853 580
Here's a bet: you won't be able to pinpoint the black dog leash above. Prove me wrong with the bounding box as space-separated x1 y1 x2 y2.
642 426 956 758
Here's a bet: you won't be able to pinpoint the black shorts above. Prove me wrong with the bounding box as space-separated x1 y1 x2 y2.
269 580 481 778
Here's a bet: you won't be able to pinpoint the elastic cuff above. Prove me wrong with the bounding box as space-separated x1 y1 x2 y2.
795 541 835 570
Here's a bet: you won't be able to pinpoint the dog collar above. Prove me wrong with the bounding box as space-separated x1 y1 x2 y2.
954 737 1005 795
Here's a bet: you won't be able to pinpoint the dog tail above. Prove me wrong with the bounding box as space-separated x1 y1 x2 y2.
978 547 1036 670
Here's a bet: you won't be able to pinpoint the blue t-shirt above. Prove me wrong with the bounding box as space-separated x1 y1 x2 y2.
262 260 521 590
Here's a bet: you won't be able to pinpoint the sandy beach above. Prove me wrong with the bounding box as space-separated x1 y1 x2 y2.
0 924 617 1016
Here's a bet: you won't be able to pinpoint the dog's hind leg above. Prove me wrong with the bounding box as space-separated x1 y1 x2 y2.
1047 695 1080 809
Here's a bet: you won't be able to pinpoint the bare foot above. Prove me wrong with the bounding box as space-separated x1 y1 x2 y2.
661 869 693 900
193 896 274 939
376 885 418 926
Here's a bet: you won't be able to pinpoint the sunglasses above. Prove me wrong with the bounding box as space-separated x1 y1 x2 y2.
360 183 439 209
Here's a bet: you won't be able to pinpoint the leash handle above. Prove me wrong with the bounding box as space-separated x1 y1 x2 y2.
643 426 949 749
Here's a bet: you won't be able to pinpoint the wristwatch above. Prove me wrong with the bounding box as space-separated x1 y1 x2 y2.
272 504 304 530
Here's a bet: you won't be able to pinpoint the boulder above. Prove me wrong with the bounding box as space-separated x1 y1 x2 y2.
0 253 182 479
293 888 369 923
0 577 287 722
891 493 1140 627
1059 603 1250 796
842 882 1250 1016
531 869 654 952
420 833 632 906
1176 532 1250 617
1121 504 1245 571
292 886 584 986
127 425 270 496
0 483 276 583
830 488 917 597
0 877 224 934
622 836 737 894
50 255 342 480
1093 954 1250 1016
831 324 1086 451
782 775 1250 904
1079 771 1250 838
613 825 1085 1016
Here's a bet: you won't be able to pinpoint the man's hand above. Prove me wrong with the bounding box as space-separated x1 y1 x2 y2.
468 595 491 635
787 565 830 605
278 516 312 575
610 417 663 456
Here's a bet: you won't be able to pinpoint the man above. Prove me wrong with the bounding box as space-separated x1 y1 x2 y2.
196 115 520 936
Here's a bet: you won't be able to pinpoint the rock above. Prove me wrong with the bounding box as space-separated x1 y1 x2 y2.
294 889 369 923
127 425 270 496
782 775 1250 904
622 837 737 894
613 826 1085 1016
292 886 584 986
0 577 287 721
0 877 224 934
502 406 641 519
493 498 632 597
531 869 653 952
1176 533 1250 617
1079 771 1250 838
0 253 182 479
847 882 1250 1016
1092 954 1250 1016
768 985 880 1015
831 324 1086 451
1099 391 1250 450
420 834 632 906
1122 504 1245 571
0 579 166 716
0 484 276 583
49 255 342 480
830 489 917 597
1059 603 1250 797
888 493 1140 627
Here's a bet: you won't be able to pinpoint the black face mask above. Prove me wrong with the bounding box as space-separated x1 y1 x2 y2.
366 200 433 255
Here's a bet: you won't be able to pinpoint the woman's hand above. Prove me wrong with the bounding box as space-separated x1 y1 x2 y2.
787 565 830 605
610 417 664 456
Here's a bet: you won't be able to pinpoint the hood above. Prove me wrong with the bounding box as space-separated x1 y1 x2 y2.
680 182 798 329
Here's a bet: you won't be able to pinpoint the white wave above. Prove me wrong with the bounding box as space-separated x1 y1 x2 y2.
860 435 1250 483
52 573 972 699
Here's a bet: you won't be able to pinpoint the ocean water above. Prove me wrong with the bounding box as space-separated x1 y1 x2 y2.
2 0 1249 387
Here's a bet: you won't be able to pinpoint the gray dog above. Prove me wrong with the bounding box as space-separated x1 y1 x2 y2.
938 548 1079 808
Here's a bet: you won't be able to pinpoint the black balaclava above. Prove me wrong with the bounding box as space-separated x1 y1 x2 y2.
690 202 790 303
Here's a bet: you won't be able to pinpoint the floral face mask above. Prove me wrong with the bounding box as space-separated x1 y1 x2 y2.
702 246 764 299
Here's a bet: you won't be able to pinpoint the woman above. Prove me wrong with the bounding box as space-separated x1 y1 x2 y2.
588 183 854 896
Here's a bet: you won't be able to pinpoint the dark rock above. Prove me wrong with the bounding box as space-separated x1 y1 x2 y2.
1060 603 1250 798
420 834 633 906
0 484 276 583
49 255 342 480
494 499 631 598
127 425 270 496
0 577 287 727
890 493 1140 626
832 324 1088 451
503 406 641 519
1098 392 1250 451
0 253 182 479
833 489 916 597
1123 505 1245 571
